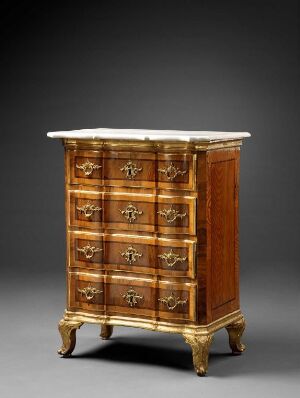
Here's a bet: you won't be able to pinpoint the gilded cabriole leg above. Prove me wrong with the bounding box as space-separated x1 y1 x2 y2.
100 324 114 340
183 334 214 376
225 316 246 354
57 319 83 356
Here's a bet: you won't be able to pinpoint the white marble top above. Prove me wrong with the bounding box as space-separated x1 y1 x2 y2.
47 128 250 142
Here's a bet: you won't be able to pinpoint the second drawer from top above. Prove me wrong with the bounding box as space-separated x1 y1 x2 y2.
68 190 196 235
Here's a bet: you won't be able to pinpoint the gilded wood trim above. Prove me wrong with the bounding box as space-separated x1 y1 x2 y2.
63 309 243 335
63 138 243 152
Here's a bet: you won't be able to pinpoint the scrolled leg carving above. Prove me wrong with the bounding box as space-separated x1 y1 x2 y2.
57 319 83 357
100 324 114 340
183 333 214 376
225 316 246 354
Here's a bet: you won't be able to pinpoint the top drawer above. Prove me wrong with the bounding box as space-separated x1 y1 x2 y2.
67 150 196 190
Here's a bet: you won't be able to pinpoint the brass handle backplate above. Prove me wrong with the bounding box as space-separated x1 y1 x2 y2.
158 292 188 311
157 207 187 223
120 246 143 264
119 203 143 223
121 287 144 307
76 159 102 176
158 249 187 267
120 160 142 179
158 162 187 181
78 285 103 301
77 243 103 259
76 202 102 218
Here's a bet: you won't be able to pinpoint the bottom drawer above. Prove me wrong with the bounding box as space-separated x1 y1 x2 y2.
68 273 196 321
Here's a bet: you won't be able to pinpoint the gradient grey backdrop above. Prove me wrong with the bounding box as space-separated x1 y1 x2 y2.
0 1 299 397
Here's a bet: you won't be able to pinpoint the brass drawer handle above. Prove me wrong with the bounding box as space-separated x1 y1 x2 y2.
76 202 102 218
78 284 103 301
120 246 143 264
119 203 143 223
76 159 102 176
158 162 187 181
121 287 144 307
157 207 187 223
158 249 187 267
120 160 142 179
77 243 103 259
158 292 188 311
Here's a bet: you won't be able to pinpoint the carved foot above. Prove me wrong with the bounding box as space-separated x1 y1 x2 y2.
100 324 114 340
226 316 246 354
183 333 214 376
58 319 83 357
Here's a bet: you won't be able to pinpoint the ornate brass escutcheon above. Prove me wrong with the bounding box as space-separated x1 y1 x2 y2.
119 203 143 223
157 206 187 223
121 287 144 307
77 243 103 259
76 159 102 176
158 291 188 310
76 202 102 218
158 162 187 181
120 246 143 264
77 284 103 301
158 249 187 267
120 160 142 179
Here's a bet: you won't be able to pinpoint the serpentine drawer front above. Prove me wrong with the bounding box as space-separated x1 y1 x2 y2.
68 150 195 190
69 190 196 235
68 273 196 321
48 128 250 376
69 231 196 278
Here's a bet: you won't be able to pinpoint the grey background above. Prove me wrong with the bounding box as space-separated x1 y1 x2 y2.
0 0 299 397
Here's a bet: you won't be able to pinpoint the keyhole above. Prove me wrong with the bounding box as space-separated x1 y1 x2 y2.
128 168 132 177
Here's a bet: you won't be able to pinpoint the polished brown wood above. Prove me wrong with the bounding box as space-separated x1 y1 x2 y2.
195 148 241 324
68 190 196 234
68 272 196 321
67 150 195 190
69 231 196 278
55 137 247 376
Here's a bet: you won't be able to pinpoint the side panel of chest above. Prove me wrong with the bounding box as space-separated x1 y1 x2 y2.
196 148 240 324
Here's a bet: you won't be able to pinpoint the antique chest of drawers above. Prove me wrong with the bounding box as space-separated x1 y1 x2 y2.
47 128 250 376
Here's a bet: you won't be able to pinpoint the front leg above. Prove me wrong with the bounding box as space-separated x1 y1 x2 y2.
100 324 114 340
225 315 246 353
58 319 83 356
183 333 214 376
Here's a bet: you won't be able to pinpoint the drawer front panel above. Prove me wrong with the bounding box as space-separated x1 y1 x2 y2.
68 273 196 321
69 273 104 313
69 191 196 235
103 152 156 188
69 232 196 277
68 150 195 190
69 150 103 185
107 278 195 320
157 154 195 190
